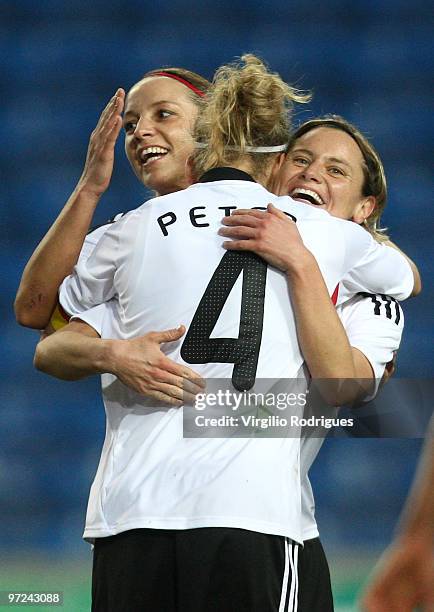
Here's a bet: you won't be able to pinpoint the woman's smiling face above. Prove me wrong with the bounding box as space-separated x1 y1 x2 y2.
123 76 199 196
275 127 375 223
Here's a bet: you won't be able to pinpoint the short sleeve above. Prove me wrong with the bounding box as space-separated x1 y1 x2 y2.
338 293 404 399
340 240 414 302
70 303 109 337
59 223 120 317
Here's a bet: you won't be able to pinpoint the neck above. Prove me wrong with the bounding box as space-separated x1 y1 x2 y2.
231 159 256 176
227 159 273 188
230 154 282 190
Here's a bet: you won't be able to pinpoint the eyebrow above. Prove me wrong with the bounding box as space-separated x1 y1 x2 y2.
290 148 352 169
123 100 182 116
290 147 312 156
327 156 351 169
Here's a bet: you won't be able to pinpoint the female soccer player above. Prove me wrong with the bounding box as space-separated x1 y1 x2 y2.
34 54 414 611
14 66 210 330
14 66 211 397
217 114 418 610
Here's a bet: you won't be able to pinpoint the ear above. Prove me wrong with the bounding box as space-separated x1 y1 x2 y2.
352 196 376 225
185 155 198 186
267 152 287 191
273 152 287 173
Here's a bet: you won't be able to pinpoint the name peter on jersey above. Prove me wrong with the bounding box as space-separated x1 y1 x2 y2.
156 204 296 237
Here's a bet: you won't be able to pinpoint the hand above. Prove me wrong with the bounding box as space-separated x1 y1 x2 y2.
78 88 125 198
110 325 205 406
360 537 434 611
218 203 312 272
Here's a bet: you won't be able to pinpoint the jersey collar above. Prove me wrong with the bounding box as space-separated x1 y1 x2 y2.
198 167 256 183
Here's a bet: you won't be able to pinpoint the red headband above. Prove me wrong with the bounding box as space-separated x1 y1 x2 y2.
150 71 206 97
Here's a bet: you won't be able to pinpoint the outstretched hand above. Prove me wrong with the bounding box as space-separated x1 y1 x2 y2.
78 88 125 197
219 203 311 273
111 325 205 406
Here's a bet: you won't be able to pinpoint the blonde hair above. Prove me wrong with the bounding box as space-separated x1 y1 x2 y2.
193 54 311 180
289 115 389 242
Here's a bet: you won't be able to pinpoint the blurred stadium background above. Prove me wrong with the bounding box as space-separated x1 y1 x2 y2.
1 1 433 610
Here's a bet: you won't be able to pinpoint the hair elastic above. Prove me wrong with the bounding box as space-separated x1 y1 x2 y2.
150 71 206 97
195 142 288 153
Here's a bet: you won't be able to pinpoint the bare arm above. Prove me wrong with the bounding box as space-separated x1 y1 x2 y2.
34 319 204 405
219 204 374 404
14 89 125 329
361 417 434 611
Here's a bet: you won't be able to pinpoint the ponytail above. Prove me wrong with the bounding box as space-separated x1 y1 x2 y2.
193 54 311 178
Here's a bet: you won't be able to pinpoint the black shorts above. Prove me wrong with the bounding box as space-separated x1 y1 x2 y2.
298 537 334 611
92 528 333 611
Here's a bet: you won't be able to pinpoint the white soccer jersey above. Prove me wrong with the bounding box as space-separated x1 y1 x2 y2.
78 212 126 263
59 168 412 543
76 292 405 543
300 292 404 540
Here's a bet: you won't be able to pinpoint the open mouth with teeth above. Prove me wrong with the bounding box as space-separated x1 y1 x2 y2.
290 188 324 206
140 146 169 167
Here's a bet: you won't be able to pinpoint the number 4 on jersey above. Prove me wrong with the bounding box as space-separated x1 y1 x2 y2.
181 251 267 391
